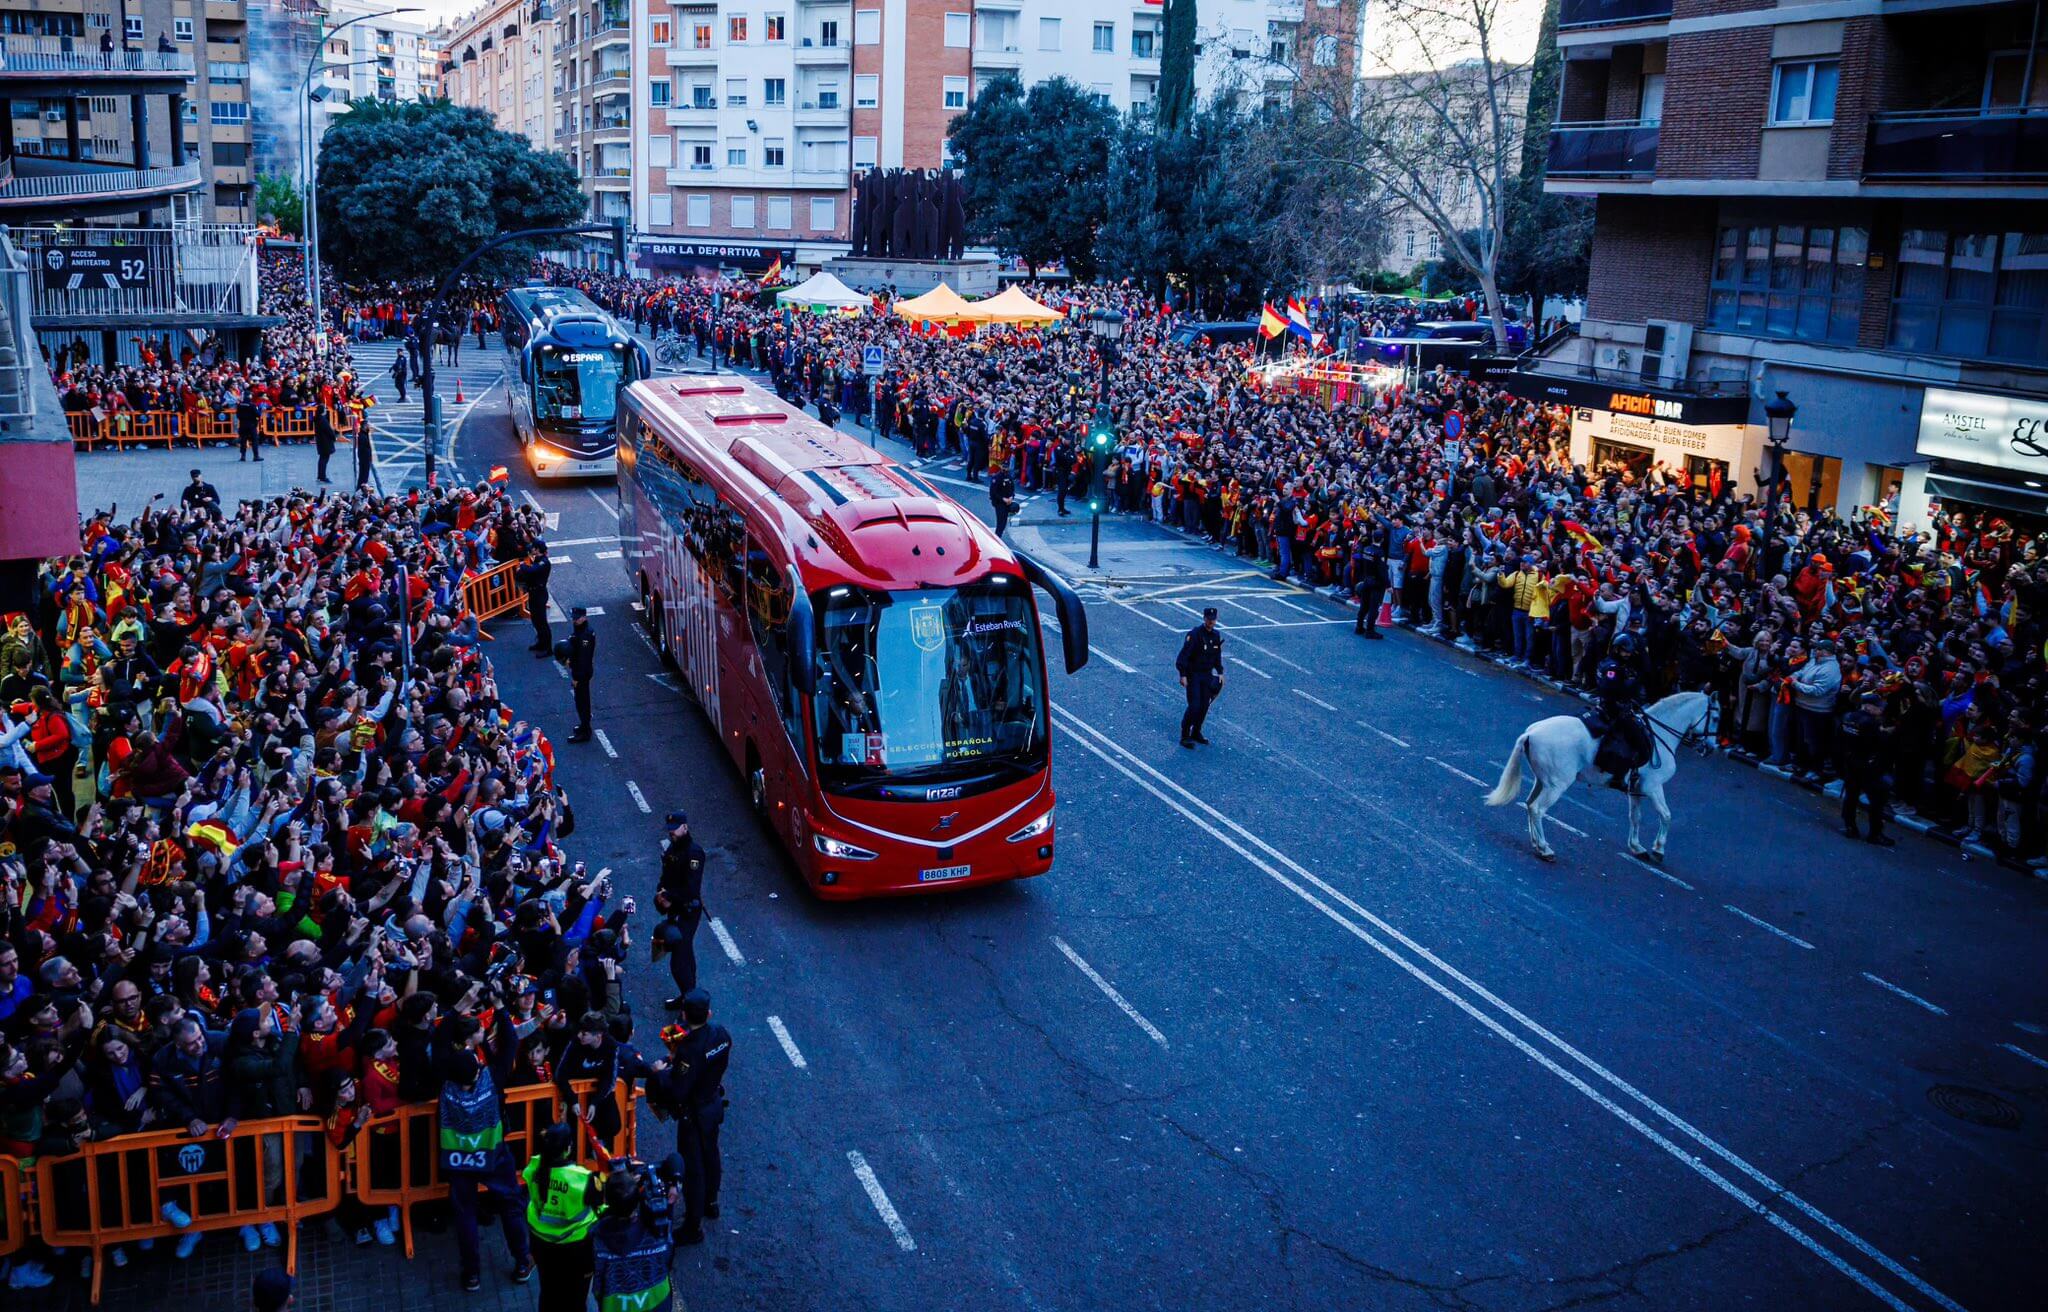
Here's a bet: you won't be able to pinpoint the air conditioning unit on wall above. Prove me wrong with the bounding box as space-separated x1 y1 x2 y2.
1639 319 1693 385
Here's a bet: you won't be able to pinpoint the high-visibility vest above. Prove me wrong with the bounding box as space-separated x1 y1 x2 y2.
524 1158 599 1243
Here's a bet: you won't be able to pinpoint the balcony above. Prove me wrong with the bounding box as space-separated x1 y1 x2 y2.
0 158 203 214
1269 0 1305 18
1546 120 1659 178
0 37 194 81
205 1 244 22
593 115 632 140
794 37 850 63
974 44 1023 71
590 66 631 90
666 101 719 127
667 44 719 66
1558 0 1672 29
1864 108 2048 183
795 100 845 125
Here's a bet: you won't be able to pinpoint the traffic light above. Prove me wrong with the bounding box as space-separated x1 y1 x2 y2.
1088 403 1115 454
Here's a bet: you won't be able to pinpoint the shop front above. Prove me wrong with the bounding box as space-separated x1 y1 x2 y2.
1502 372 1758 494
1908 385 2048 525
633 239 797 279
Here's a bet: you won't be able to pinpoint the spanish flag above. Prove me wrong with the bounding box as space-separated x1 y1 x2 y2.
185 819 240 863
761 255 783 286
1560 519 1602 551
488 465 510 483
1259 303 1288 339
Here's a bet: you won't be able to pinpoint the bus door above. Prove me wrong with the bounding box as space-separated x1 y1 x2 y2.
744 538 808 836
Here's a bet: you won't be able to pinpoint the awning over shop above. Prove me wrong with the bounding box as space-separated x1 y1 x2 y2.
1925 469 2048 518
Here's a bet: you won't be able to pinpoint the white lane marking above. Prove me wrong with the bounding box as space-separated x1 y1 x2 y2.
766 1015 809 1069
1360 721 1411 749
625 780 652 813
1049 706 1948 1312
1861 972 1948 1017
520 490 543 512
587 488 620 518
593 729 618 759
1226 654 1272 680
1093 646 1138 674
847 1151 917 1251
1222 596 1284 626
548 535 617 548
1426 756 1488 788
582 606 605 616
1547 814 1588 838
549 555 573 565
1293 689 1340 714
1051 936 1170 1049
1723 904 1817 951
1227 630 1315 674
2000 1041 2048 1071
647 672 681 690
1272 596 1322 618
1625 855 1695 891
596 550 623 559
709 917 745 965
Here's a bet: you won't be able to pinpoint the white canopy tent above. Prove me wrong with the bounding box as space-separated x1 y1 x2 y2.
776 271 871 311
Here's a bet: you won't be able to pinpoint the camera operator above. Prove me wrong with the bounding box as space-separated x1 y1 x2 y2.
591 1158 683 1312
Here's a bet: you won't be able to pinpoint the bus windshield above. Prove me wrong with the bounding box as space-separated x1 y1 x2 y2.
812 579 1046 797
533 344 633 424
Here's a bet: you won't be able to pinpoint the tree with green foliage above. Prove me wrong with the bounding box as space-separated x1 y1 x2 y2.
254 171 304 236
946 76 1115 277
1157 0 1198 133
314 100 585 284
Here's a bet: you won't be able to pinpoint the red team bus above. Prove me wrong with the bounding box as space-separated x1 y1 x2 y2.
616 374 1089 898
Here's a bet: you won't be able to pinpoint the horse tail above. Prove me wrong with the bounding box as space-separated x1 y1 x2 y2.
1485 734 1527 807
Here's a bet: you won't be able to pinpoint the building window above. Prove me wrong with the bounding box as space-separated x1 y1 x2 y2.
817 80 840 109
692 82 714 108
650 134 672 167
820 19 839 44
1769 60 1838 126
692 21 713 49
211 101 249 125
1133 29 1156 59
943 76 967 110
1040 17 1060 50
650 78 671 107
691 142 713 168
650 17 671 46
650 192 673 227
1890 228 2048 363
853 134 877 168
945 11 970 47
854 74 878 108
726 77 748 105
1093 22 1114 53
764 139 786 166
1313 34 1337 67
124 15 142 40
1709 222 1867 344
733 195 756 228
174 18 193 42
768 194 793 228
728 145 747 165
729 15 747 43
855 9 880 45
811 196 836 231
764 77 786 106
687 194 711 226
765 14 786 42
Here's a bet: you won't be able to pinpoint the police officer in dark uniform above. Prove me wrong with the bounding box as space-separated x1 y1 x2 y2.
1175 607 1226 748
655 991 730 1245
653 812 707 1009
989 466 1019 536
1593 631 1651 787
557 606 597 743
518 545 553 656
313 404 338 485
1353 543 1389 639
1836 691 1897 847
235 391 263 462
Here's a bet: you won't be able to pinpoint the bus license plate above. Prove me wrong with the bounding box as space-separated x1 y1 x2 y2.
919 864 971 883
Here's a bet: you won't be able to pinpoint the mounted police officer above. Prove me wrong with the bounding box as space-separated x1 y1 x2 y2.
437 1011 534 1292
1592 631 1652 788
522 1122 603 1312
1175 606 1226 749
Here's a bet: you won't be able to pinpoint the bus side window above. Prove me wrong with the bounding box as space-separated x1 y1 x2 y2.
746 537 791 703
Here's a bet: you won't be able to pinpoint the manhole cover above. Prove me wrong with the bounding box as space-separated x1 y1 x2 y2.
1927 1084 2022 1130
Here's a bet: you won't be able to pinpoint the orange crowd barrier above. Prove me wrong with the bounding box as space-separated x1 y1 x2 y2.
353 1081 638 1258
462 559 529 625
68 407 360 451
0 1154 25 1260
33 1115 340 1305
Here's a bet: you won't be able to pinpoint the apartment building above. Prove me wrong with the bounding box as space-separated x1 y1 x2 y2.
325 0 432 106
1519 0 2048 528
438 0 555 145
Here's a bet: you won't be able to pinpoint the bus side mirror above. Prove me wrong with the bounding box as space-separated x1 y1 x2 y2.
632 342 650 379
519 347 531 384
1013 550 1088 674
785 565 817 697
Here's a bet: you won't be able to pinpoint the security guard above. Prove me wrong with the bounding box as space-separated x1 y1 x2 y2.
560 606 598 743
1175 606 1226 749
590 1166 678 1312
654 991 731 1245
653 811 707 1009
437 1012 533 1292
522 1122 603 1312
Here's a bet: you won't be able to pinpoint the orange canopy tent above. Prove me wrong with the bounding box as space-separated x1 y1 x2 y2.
967 284 1064 325
892 283 980 324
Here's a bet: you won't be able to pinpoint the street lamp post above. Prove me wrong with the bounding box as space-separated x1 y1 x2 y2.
1760 389 1797 586
1085 307 1126 570
298 7 420 344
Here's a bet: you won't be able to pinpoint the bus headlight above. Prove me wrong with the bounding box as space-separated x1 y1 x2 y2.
814 834 877 861
1005 811 1053 843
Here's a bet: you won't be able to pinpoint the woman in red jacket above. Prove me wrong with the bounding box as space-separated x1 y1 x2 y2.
26 686 77 821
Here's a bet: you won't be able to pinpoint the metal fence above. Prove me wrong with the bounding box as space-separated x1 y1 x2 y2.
0 161 203 200
0 35 194 75
0 229 38 428
10 222 260 324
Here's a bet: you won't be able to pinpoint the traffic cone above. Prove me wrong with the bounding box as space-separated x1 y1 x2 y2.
1376 588 1394 630
455 379 465 404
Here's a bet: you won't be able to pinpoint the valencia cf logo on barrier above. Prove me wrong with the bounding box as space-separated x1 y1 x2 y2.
178 1144 206 1174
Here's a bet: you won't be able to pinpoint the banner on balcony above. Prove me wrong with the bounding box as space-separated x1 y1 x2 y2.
40 245 155 292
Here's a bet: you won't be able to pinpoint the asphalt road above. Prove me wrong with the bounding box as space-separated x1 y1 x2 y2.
460 364 2046 1312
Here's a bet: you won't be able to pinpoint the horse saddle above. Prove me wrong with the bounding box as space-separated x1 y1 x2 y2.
1586 707 1653 775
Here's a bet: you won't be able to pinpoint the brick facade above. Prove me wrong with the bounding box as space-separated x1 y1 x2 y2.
1586 195 1717 325
1657 28 1772 180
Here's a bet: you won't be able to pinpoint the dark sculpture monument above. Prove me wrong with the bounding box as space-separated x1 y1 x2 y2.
830 166 993 294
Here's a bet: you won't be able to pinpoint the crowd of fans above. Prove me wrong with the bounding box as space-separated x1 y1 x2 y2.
548 262 2048 866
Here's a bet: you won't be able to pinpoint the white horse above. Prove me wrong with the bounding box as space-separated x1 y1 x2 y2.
1484 690 1716 863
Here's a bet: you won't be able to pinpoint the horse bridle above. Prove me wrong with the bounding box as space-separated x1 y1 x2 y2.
1641 697 1720 760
